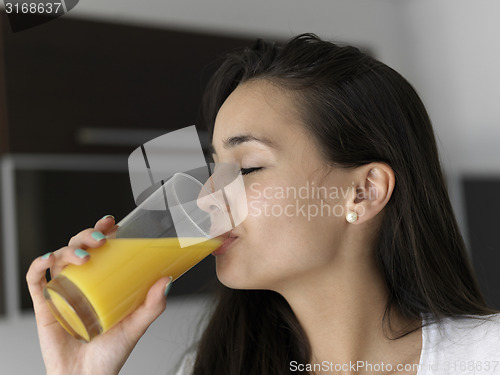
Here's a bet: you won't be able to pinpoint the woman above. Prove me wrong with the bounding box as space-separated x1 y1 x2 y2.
27 34 500 375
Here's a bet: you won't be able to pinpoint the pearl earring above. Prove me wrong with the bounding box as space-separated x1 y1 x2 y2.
346 210 358 223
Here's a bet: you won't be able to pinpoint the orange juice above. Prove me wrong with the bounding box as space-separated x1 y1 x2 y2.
44 237 221 342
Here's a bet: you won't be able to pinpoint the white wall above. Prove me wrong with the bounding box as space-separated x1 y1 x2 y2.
392 0 500 242
400 0 500 175
2 1 499 374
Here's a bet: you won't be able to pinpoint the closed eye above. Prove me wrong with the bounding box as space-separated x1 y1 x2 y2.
241 167 262 175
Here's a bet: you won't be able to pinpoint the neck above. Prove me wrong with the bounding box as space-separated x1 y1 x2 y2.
275 251 422 374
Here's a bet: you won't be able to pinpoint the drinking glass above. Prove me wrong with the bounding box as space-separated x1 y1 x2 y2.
43 164 245 342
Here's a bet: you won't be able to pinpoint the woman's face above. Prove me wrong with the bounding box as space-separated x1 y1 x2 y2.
211 80 355 292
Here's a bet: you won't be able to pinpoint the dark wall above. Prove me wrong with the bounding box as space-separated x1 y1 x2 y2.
0 12 254 154
464 177 500 309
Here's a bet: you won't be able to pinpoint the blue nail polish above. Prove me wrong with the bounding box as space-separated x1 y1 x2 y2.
101 214 115 220
164 277 173 296
91 231 106 241
75 248 90 259
41 252 52 260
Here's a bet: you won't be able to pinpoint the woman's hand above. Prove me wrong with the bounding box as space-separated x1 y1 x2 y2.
26 215 172 375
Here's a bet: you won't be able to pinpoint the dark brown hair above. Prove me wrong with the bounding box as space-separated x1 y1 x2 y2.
190 34 495 375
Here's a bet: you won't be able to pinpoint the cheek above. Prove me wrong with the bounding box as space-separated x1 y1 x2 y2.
219 180 345 289
246 183 298 227
245 182 336 253
256 183 345 250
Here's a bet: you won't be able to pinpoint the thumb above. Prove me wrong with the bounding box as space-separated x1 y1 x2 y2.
120 276 172 342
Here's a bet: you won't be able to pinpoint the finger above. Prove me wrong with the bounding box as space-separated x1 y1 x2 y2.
27 253 53 296
49 246 92 277
27 253 79 341
26 253 58 322
68 228 107 248
118 276 172 342
94 214 118 235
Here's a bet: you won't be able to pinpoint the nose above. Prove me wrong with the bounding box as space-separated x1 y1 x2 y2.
197 175 222 213
196 175 234 237
195 162 248 236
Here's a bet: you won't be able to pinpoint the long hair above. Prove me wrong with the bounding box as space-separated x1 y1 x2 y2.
191 34 495 375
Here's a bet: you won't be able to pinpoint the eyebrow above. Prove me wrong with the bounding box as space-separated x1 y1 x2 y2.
210 134 276 155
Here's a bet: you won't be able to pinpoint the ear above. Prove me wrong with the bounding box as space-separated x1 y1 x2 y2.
346 163 395 224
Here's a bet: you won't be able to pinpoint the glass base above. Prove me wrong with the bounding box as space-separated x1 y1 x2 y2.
43 275 102 342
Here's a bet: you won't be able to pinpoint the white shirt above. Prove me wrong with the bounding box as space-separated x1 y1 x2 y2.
174 350 196 375
173 314 500 374
418 313 500 374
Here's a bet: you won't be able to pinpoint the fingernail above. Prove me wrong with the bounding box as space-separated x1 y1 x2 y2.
91 231 107 241
101 214 114 220
164 277 173 297
41 252 52 260
74 248 90 259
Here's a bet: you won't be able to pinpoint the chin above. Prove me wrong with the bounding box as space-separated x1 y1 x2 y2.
215 264 279 291
215 268 247 290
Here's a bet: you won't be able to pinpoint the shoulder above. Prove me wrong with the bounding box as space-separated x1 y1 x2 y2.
426 313 500 346
419 313 500 374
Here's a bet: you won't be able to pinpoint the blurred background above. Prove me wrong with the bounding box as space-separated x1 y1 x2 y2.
0 0 499 374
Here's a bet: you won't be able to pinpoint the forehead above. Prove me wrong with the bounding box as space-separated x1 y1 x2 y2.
212 80 303 149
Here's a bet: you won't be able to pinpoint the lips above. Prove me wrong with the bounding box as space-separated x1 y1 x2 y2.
212 232 239 256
